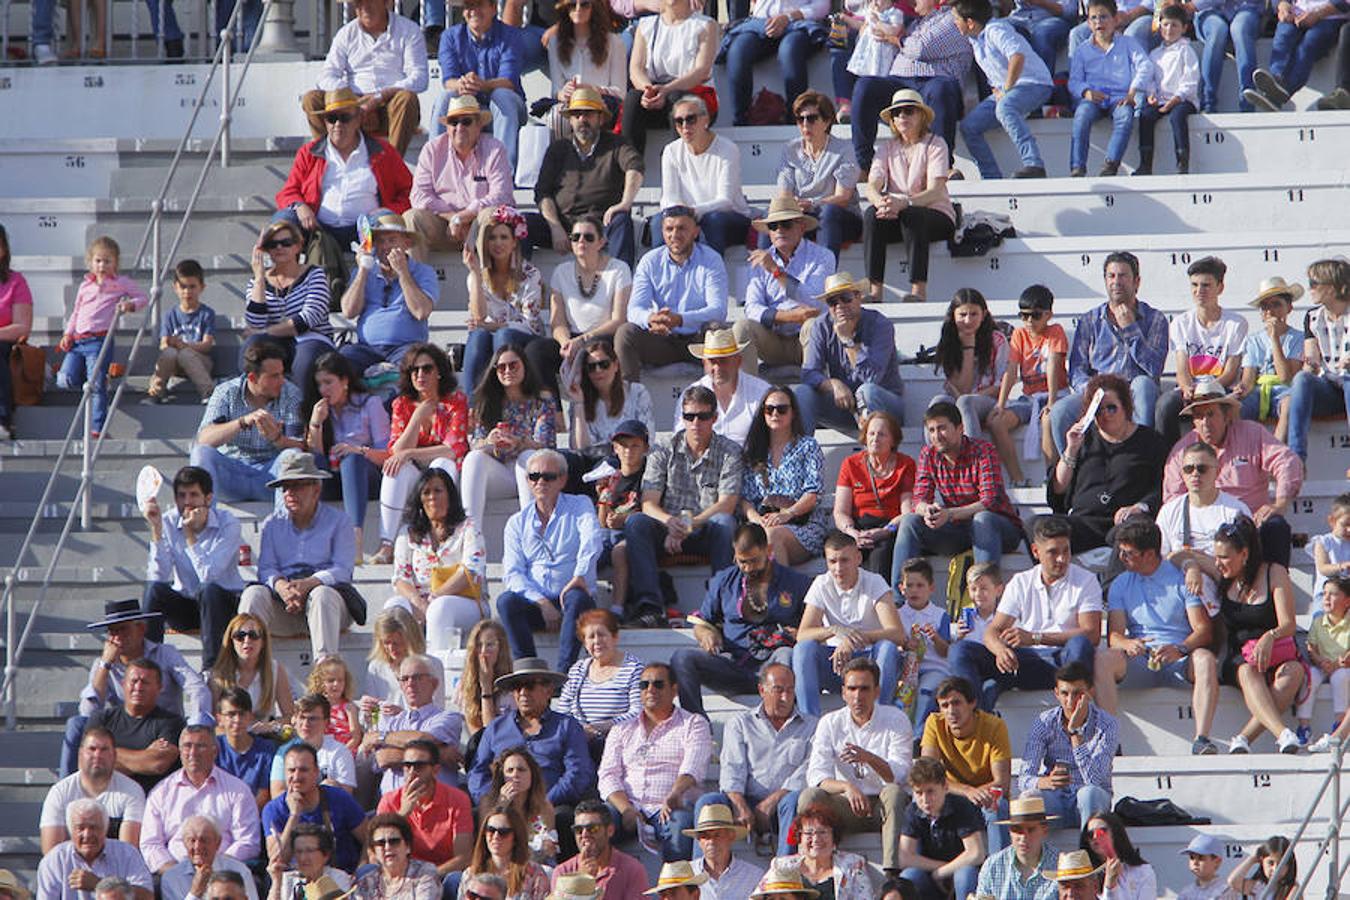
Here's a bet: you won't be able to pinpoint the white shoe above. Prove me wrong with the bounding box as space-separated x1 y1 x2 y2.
1228 734 1251 754
1309 734 1337 753
1277 728 1301 754
33 43 58 65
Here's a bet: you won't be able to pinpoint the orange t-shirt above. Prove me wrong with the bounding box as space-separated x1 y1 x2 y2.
836 451 916 521
1010 324 1068 396
376 781 473 865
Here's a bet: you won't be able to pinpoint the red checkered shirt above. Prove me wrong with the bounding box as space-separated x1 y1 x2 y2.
914 436 1021 527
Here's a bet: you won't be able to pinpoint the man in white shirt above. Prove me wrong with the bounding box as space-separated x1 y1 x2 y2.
799 657 912 875
268 694 358 796
40 727 145 854
158 816 259 900
300 0 429 155
1155 440 1250 614
792 530 907 716
948 515 1102 710
673 330 771 447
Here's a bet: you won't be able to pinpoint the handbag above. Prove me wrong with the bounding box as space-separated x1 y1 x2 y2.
430 563 483 602
1240 634 1302 671
10 338 46 406
758 494 810 526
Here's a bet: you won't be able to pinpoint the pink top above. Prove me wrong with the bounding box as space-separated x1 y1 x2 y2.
596 707 712 815
139 766 261 872
410 133 514 216
1162 419 1304 512
65 273 149 337
0 273 32 329
867 133 956 224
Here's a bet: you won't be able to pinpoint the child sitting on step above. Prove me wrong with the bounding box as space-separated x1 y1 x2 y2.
1238 277 1305 442
898 557 952 730
147 258 218 403
955 562 1003 647
1299 575 1350 750
1309 493 1350 598
995 284 1067 470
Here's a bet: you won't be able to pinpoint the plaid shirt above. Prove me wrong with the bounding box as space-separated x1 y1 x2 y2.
891 8 973 80
914 436 1020 526
976 843 1061 900
597 707 712 815
1068 300 1170 392
1018 703 1118 794
199 375 303 465
642 432 744 516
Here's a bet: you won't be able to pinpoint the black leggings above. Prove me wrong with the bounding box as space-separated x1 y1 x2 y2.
863 204 956 286
621 90 673 158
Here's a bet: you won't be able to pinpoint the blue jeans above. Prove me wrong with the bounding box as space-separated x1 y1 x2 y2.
902 865 980 900
432 88 527 170
960 82 1052 178
1138 99 1196 159
1049 377 1158 454
319 452 381 534
1068 15 1154 58
1197 8 1262 111
1009 14 1073 73
623 512 737 616
695 790 800 857
791 381 906 436
1039 784 1113 831
724 18 827 124
215 0 261 48
1240 383 1294 424
829 39 857 104
144 0 184 40
792 638 901 716
461 327 536 397
30 0 56 44
496 587 595 672
893 511 1024 570
607 802 694 861
984 799 1009 854
948 638 1098 710
57 335 113 432
851 74 962 171
647 210 752 255
1286 370 1350 459
1269 17 1342 94
188 444 285 503
519 22 549 74
1070 97 1136 169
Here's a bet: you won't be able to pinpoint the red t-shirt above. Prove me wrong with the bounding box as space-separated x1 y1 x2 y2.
376 781 473 865
1009 323 1068 396
836 451 916 522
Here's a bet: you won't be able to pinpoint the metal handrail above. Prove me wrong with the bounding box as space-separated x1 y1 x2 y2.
0 0 276 729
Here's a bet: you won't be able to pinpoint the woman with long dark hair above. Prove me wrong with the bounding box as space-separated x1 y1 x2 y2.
373 343 468 565
1229 835 1298 900
305 351 389 556
480 747 558 864
1080 812 1155 900
459 805 550 899
548 0 628 128
461 345 558 527
386 467 487 652
0 224 33 440
571 337 653 461
740 387 829 564
1214 516 1306 754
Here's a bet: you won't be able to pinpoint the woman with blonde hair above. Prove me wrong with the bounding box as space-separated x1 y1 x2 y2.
359 607 446 718
459 620 515 735
210 613 295 724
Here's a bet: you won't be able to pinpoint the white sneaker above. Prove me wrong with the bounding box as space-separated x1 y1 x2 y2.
33 43 57 65
1309 734 1338 753
1277 728 1301 754
1228 734 1251 754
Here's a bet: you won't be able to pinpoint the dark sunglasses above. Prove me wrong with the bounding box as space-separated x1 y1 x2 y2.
570 232 599 243
232 630 262 642
261 237 297 250
512 679 552 691
764 403 791 416
1090 827 1111 838
527 471 562 482
586 358 612 372
447 117 479 128
323 112 356 124
681 410 715 422
1019 310 1047 320
1181 463 1212 474
465 892 493 900
371 836 405 847
567 0 593 7
795 112 821 124
638 678 668 690
495 360 522 373
409 362 437 376
484 825 515 837
672 114 701 127
1095 403 1120 415
767 220 794 232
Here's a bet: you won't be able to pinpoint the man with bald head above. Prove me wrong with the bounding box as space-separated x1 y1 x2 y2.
159 816 259 900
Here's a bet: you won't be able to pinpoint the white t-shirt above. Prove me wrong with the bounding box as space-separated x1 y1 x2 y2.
898 601 951 676
1157 491 1251 557
1309 533 1350 597
1169 309 1249 380
672 371 771 447
39 772 146 830
997 564 1103 633
551 257 633 336
269 735 357 788
659 134 753 218
805 569 893 647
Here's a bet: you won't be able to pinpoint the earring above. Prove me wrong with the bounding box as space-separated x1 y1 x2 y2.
298 252 308 265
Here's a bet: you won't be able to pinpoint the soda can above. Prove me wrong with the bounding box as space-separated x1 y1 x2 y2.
989 785 1004 802
239 544 252 567
961 608 976 631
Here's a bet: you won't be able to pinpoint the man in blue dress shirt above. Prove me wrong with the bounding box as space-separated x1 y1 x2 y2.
433 0 528 168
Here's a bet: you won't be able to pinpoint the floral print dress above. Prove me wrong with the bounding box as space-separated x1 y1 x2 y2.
742 435 830 554
388 391 470 470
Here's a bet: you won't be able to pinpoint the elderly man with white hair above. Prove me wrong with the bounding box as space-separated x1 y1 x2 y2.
159 816 259 900
92 877 136 900
35 799 153 900
463 873 508 900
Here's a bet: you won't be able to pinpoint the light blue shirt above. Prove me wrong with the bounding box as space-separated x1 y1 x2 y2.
742 238 833 337
257 502 355 590
353 260 438 351
1108 559 1203 647
972 19 1053 88
36 839 153 900
1243 327 1304 376
379 702 466 792
147 503 247 594
78 639 213 726
503 493 602 601
627 242 729 337
1069 33 1154 103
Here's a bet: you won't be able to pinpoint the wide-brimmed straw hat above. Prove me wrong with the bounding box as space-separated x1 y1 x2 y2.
322 88 361 114
266 449 333 489
642 861 709 895
1043 850 1106 883
303 875 356 900
438 94 492 126
815 271 867 302
752 195 818 235
494 657 567 692
688 328 749 360
0 869 31 900
564 87 610 121
750 863 820 898
995 795 1061 825
1249 275 1305 307
546 873 602 900
681 803 750 841
1179 375 1243 416
879 88 934 129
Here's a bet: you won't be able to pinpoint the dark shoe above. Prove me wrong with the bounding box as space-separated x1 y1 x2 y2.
163 37 184 58
1315 87 1350 110
1133 150 1153 175
1069 166 1086 177
628 610 668 629
1097 160 1120 176
947 169 965 181
1253 68 1290 107
1176 151 1189 174
1012 165 1046 178
1191 736 1218 755
1243 88 1279 111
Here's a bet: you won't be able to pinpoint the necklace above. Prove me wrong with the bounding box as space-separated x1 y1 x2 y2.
576 264 600 300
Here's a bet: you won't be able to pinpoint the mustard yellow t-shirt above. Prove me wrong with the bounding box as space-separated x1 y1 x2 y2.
921 709 1012 787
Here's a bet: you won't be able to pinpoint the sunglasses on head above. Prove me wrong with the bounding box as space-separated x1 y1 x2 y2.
681 410 715 422
324 111 356 124
638 678 667 690
570 231 599 243
527 471 562 482
233 630 262 642
1182 463 1212 474
795 112 821 124
261 237 297 250
586 358 612 372
764 403 791 416
672 114 701 127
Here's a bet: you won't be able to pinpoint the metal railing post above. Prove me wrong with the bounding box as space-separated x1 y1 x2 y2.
151 204 163 333
4 572 15 730
220 29 232 166
80 387 93 530
1331 743 1342 900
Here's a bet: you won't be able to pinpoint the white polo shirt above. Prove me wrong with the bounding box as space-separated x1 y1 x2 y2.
996 563 1103 634
805 569 894 647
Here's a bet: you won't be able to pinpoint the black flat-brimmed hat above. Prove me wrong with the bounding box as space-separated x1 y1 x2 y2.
87 598 162 630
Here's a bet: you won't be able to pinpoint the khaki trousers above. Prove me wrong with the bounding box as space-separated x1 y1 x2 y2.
731 318 810 376
239 583 353 661
149 346 214 398
404 207 465 262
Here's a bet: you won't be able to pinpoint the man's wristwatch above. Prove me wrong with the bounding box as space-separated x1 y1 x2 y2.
1067 725 1085 737
1032 632 1044 645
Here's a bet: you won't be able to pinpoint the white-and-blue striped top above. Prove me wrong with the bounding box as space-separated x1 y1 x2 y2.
559 651 644 726
245 264 334 343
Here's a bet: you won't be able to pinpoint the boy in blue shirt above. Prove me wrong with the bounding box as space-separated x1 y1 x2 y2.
1068 0 1153 177
148 259 217 402
953 0 1055 179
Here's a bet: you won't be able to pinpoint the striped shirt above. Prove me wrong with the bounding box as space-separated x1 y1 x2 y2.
913 435 1020 525
244 265 334 343
1018 703 1118 794
890 8 973 80
559 652 644 726
597 708 712 815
